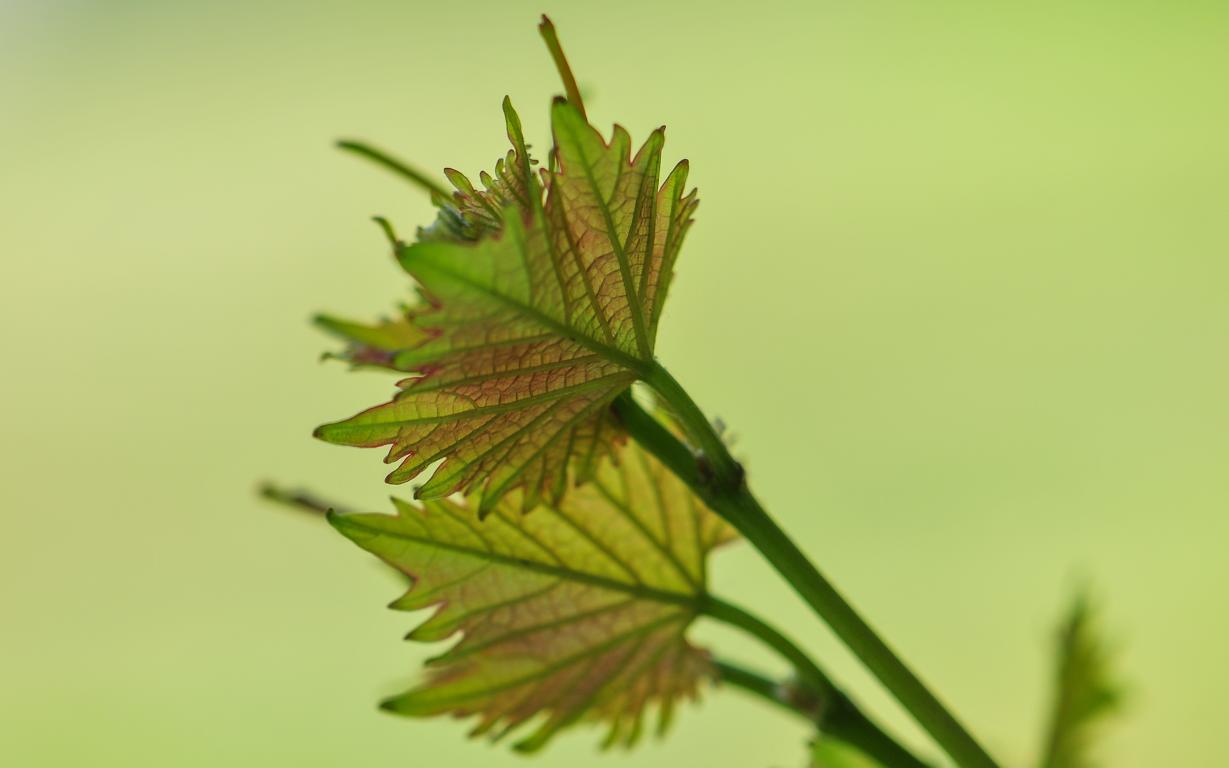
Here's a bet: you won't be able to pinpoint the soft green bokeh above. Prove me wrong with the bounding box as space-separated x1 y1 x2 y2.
1 1 1225 766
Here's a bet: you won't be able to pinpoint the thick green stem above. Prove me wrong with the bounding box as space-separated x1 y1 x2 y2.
706 600 929 768
619 372 1000 768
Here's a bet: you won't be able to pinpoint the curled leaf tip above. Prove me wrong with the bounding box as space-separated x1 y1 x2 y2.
371 216 399 246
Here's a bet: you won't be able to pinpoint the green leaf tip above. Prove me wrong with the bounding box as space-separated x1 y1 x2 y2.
371 216 398 247
538 15 586 119
501 95 525 145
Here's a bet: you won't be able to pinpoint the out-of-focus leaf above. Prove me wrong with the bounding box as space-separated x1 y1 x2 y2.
329 438 736 752
1039 594 1123 768
315 97 697 514
810 737 880 768
315 311 430 369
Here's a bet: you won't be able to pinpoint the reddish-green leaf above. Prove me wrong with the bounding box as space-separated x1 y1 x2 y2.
329 438 736 752
315 98 697 514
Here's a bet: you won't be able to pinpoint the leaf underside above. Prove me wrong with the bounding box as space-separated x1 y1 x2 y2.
330 438 737 752
315 97 698 514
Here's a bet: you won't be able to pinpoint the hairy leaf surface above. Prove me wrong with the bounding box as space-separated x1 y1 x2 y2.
330 439 736 751
315 98 697 513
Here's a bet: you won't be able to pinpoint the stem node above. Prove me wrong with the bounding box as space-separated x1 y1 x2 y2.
623 371 1000 768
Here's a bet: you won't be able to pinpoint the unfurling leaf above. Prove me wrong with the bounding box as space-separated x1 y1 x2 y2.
315 94 698 514
329 438 736 752
1039 594 1123 768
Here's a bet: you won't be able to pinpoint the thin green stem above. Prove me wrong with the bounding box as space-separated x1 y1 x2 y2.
713 659 787 710
336 139 451 200
259 482 354 516
705 601 929 768
704 596 836 695
618 376 1000 768
714 660 929 768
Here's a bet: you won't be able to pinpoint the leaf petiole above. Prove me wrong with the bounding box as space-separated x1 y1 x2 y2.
336 139 452 201
616 382 1000 768
712 659 930 768
704 599 930 768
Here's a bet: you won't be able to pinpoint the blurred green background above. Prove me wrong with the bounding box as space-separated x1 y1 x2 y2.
2 1 1226 765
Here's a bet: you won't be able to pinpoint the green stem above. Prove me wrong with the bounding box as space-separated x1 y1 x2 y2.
258 482 354 516
619 373 1000 768
713 659 929 768
706 601 929 768
704 596 838 695
335 140 452 200
713 658 788 710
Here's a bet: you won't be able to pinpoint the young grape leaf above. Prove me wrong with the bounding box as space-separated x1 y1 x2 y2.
314 94 698 515
1039 594 1123 768
329 438 736 752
